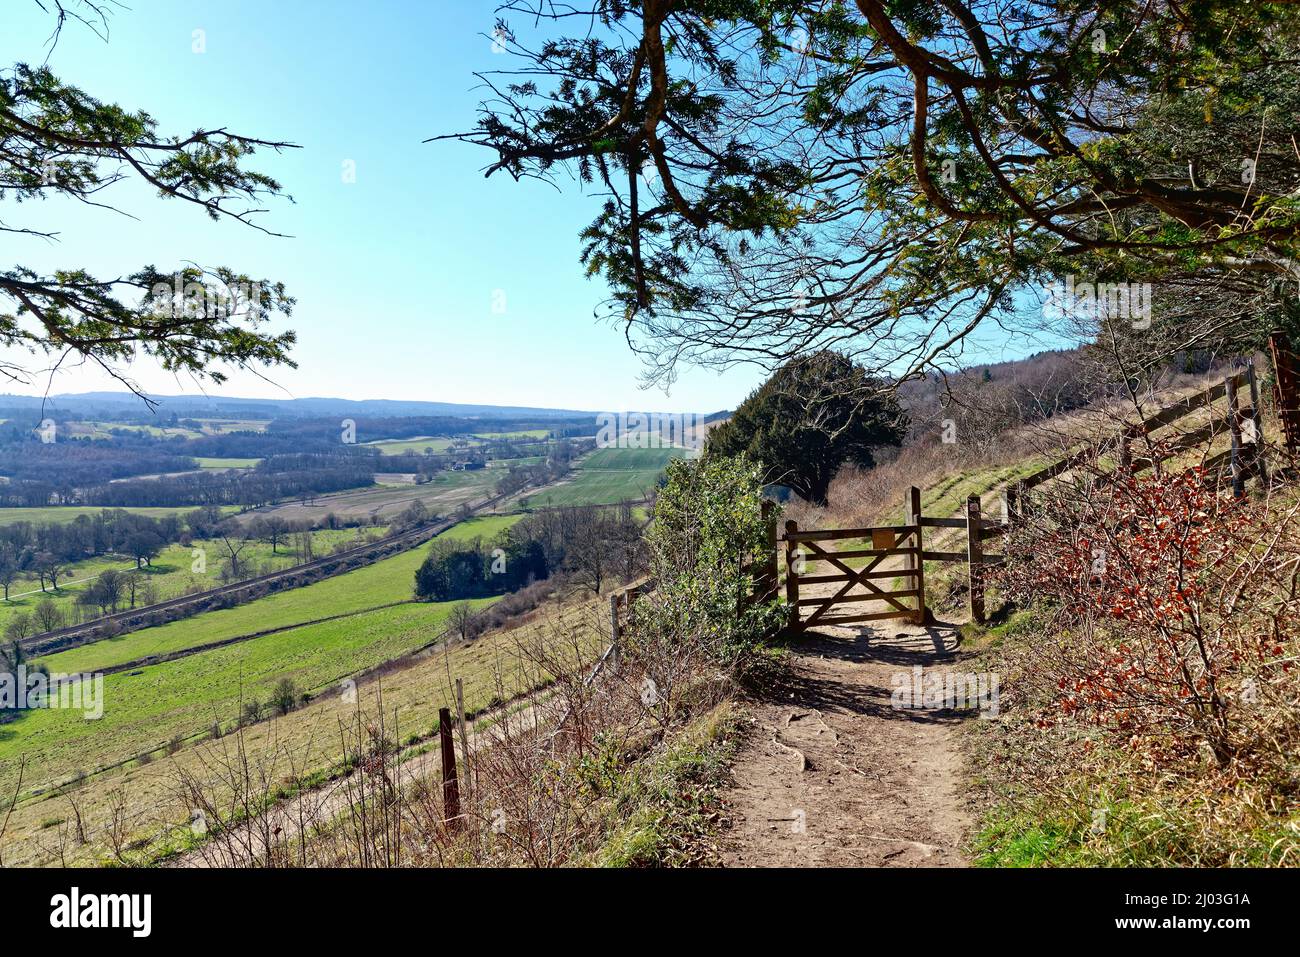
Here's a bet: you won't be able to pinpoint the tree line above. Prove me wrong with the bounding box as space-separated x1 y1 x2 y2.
0 436 197 487
29 455 373 510
414 503 645 603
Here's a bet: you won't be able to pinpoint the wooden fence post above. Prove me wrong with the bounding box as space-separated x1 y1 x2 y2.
966 495 985 624
439 706 461 829
1226 373 1245 498
1246 360 1268 484
784 520 800 630
609 592 621 644
905 486 926 625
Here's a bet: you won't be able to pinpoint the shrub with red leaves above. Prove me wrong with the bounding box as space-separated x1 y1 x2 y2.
995 467 1300 777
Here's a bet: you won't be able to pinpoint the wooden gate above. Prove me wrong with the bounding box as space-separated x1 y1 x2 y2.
781 486 1008 629
783 488 928 630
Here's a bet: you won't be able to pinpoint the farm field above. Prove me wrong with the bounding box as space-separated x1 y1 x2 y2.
0 505 239 527
234 467 499 523
195 457 261 469
577 447 687 470
363 436 474 455
5 515 524 800
524 470 664 507
474 428 551 440
0 594 606 866
522 446 688 507
1 598 498 801
0 526 385 637
62 421 204 441
190 418 270 434
34 515 520 676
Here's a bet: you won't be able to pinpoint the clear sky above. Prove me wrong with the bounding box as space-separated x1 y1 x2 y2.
1 0 1052 414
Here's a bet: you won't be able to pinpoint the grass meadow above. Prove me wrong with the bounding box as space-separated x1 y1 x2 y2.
194 457 262 469
0 595 606 866
32 515 520 675
2 515 524 801
522 446 687 507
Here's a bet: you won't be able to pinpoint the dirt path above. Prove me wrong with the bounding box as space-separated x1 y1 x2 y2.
721 612 974 867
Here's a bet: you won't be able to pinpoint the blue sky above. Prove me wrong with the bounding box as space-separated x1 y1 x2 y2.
1 1 1051 414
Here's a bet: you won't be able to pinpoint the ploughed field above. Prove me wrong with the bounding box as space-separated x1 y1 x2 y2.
229 467 500 524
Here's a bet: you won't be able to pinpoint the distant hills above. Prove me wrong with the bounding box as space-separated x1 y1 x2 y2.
0 391 732 423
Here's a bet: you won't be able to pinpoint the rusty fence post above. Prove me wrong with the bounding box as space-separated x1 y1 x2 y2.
439 706 461 829
966 494 985 624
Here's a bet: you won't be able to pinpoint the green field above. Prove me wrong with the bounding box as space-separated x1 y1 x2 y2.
2 599 497 799
33 515 519 676
522 446 687 507
0 505 239 527
3 515 523 798
0 595 604 865
0 526 382 637
194 456 261 469
190 418 270 434
577 447 687 470
64 421 204 441
524 470 667 507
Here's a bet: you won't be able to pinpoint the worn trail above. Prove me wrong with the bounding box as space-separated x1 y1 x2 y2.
721 610 973 867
